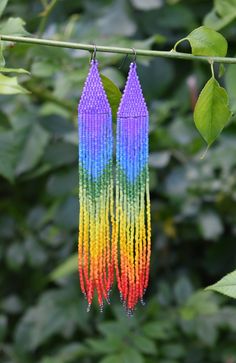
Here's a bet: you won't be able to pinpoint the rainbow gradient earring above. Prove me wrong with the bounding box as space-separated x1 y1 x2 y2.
78 49 114 311
115 56 151 314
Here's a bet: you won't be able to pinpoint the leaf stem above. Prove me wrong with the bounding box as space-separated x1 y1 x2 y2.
173 37 188 52
37 0 59 36
200 145 210 159
1 35 236 64
210 60 215 78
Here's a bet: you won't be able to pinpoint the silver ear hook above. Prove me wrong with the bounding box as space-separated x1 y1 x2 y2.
131 48 137 63
90 44 97 62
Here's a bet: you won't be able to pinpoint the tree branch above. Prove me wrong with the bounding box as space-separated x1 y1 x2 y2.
1 35 236 64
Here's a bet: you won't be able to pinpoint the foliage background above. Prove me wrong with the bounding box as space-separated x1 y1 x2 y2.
1 0 236 362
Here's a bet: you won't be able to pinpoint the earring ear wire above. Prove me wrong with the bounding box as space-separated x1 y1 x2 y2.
90 44 97 62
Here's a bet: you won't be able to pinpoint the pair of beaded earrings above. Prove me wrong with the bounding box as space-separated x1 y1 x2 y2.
78 48 151 314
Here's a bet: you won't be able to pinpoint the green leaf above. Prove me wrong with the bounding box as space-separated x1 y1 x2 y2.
218 63 225 78
100 349 144 363
204 0 236 30
204 11 235 31
99 355 122 363
54 196 77 230
193 77 231 146
0 0 8 18
55 343 88 362
0 123 48 182
180 291 219 320
143 321 175 341
204 11 231 31
93 0 136 37
87 338 118 354
40 358 60 363
31 61 57 78
198 211 223 240
16 123 50 175
0 74 29 94
0 67 30 74
161 344 185 359
0 110 11 130
0 315 8 342
120 348 144 363
25 237 47 267
14 287 88 351
1 295 23 314
6 243 25 270
0 128 26 182
215 0 236 17
195 317 218 346
46 168 77 197
206 269 236 298
130 0 163 10
175 26 228 57
98 322 127 338
0 42 5 67
50 254 77 281
0 17 28 36
101 74 122 120
133 335 157 354
225 64 236 111
42 141 77 168
174 276 193 305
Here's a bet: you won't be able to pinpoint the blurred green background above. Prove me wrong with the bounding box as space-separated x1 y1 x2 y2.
1 0 236 362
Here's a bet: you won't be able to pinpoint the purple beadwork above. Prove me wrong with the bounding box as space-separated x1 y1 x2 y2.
117 62 149 181
78 60 112 179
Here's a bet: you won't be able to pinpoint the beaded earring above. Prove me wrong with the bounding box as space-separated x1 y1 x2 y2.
78 49 114 311
114 57 151 314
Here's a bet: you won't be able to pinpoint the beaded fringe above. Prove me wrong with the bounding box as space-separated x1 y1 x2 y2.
78 60 114 311
115 63 151 314
78 61 151 313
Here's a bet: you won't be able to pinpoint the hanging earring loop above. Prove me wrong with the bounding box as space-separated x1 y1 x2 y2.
90 44 97 62
131 48 137 63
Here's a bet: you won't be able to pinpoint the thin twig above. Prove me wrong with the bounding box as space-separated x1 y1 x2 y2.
1 35 236 64
38 0 59 36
